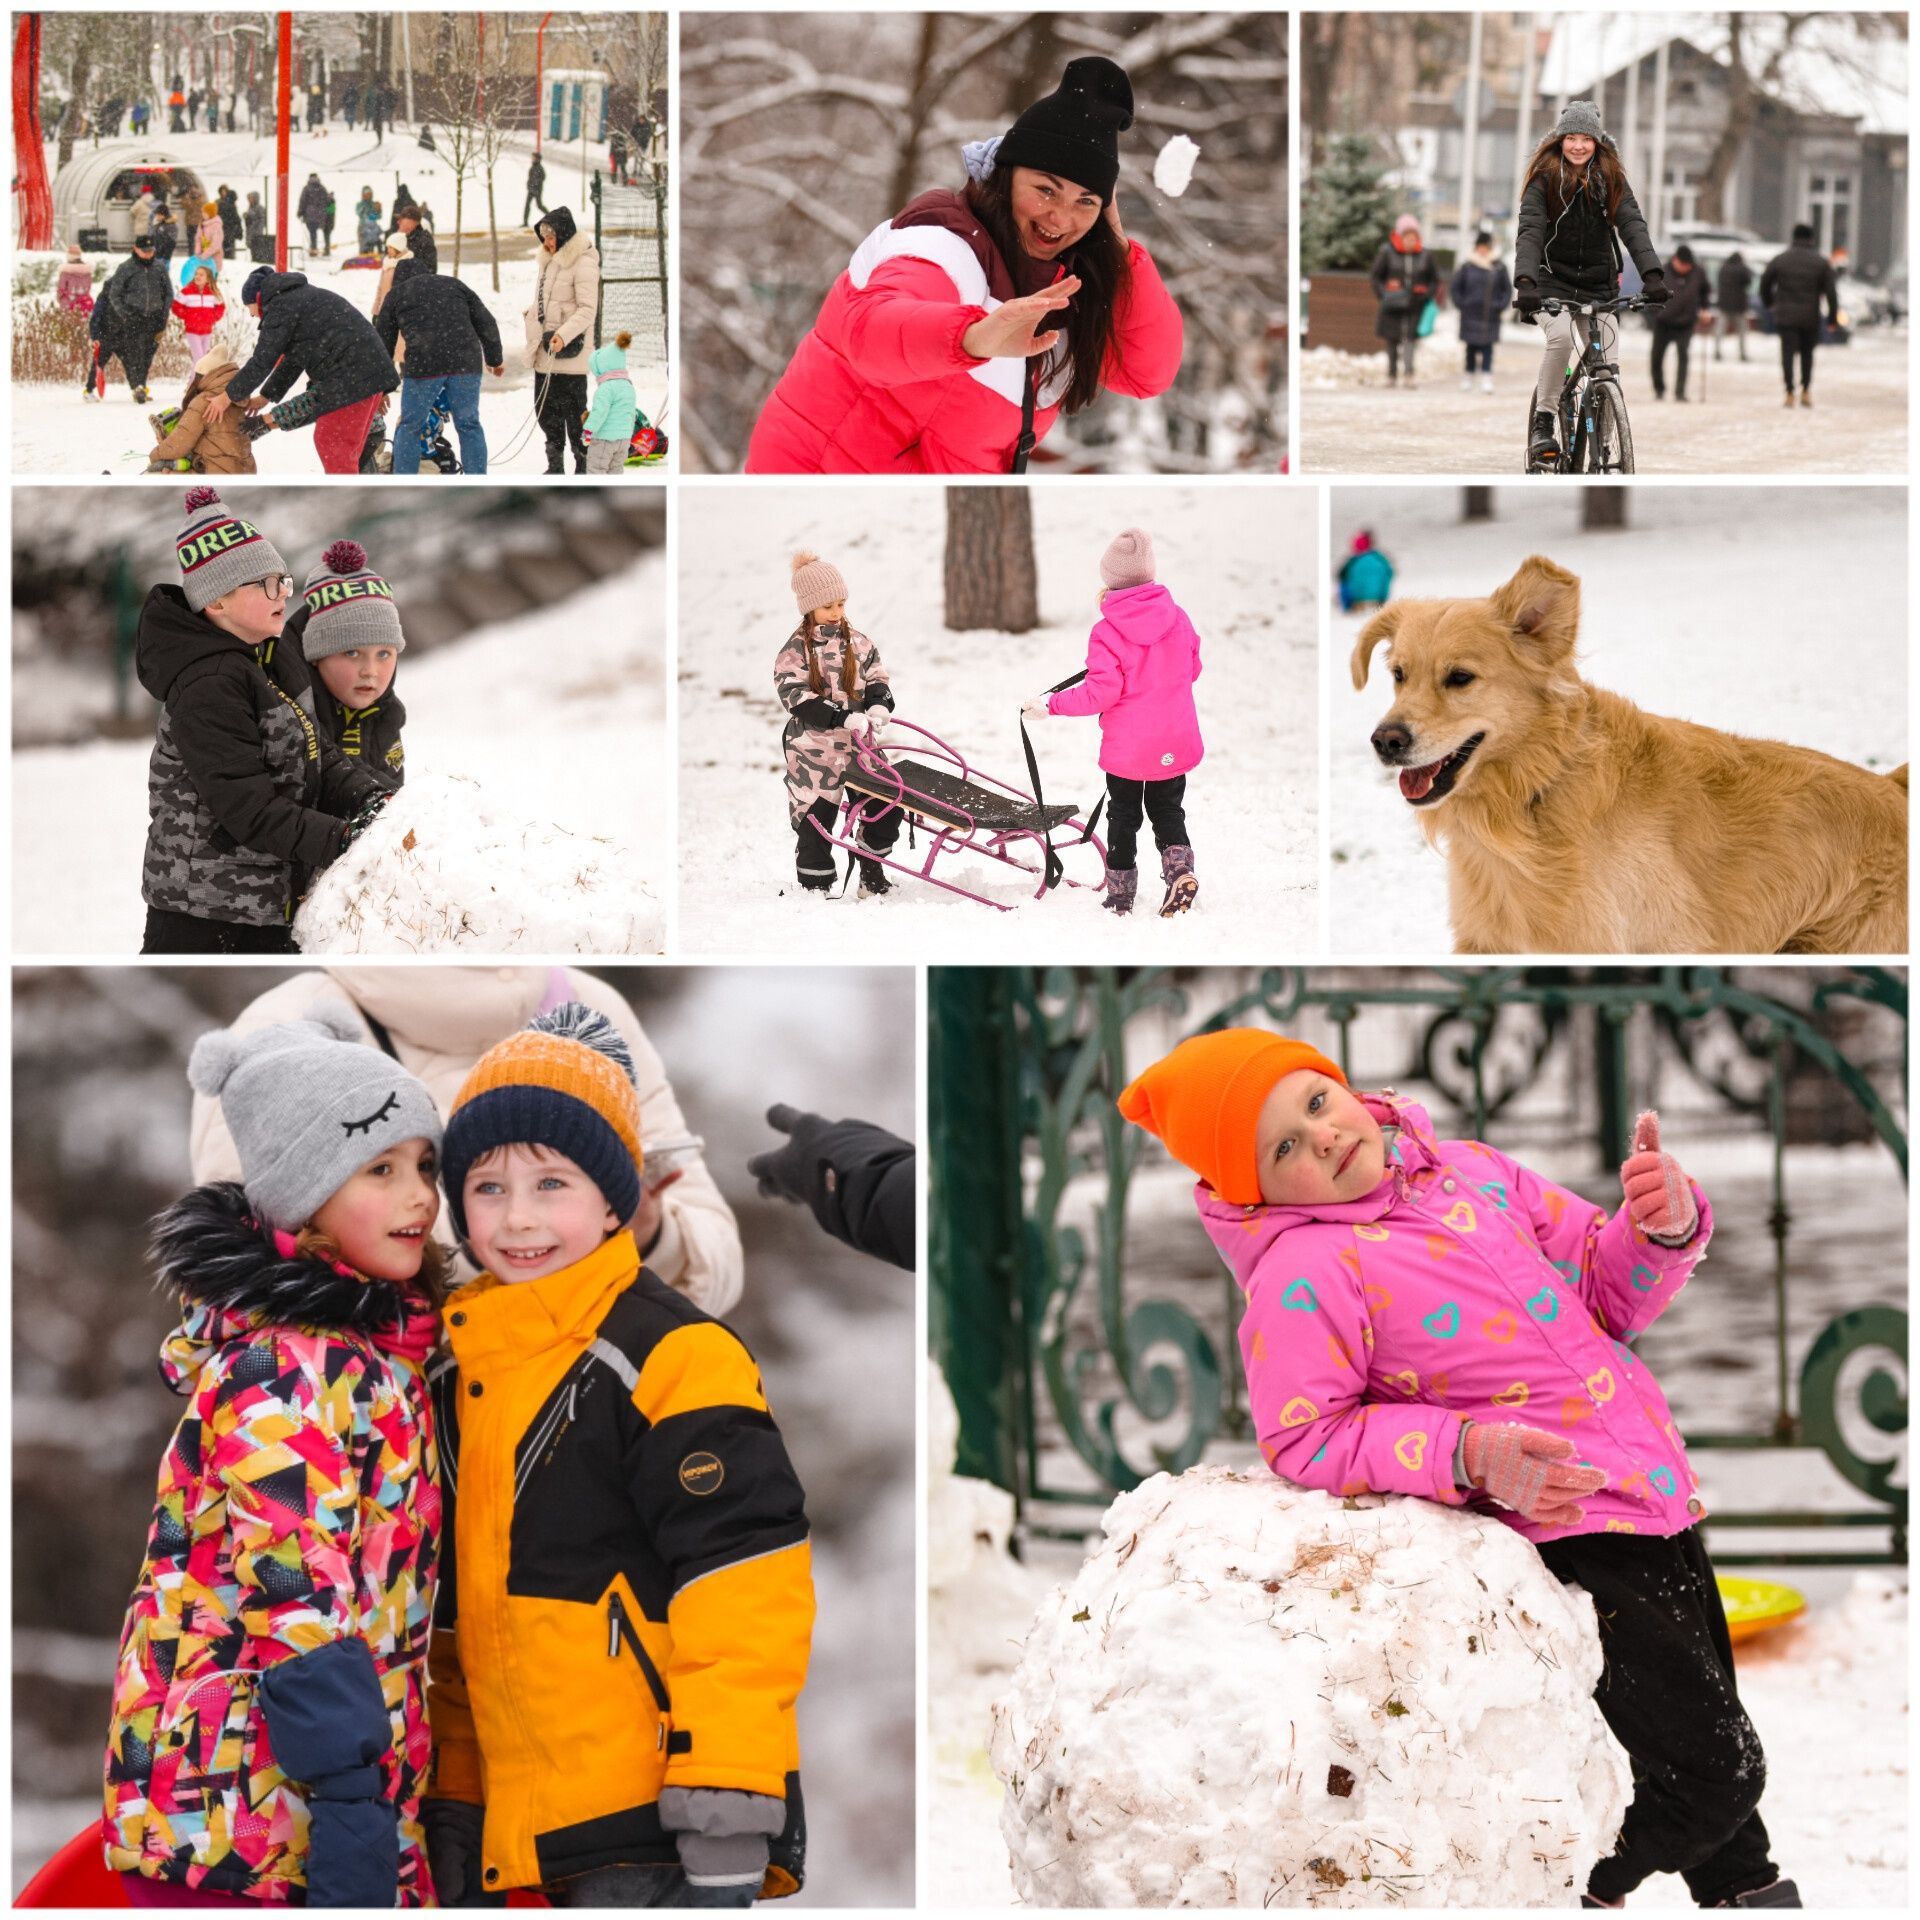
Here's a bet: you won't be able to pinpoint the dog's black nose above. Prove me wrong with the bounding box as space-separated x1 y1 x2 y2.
1371 723 1413 764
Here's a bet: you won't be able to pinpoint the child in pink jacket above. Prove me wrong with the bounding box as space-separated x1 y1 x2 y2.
1120 1028 1797 1912
1025 527 1202 918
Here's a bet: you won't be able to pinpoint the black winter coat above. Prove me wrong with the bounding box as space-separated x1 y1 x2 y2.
137 588 383 927
1717 254 1754 313
216 189 242 241
1652 262 1711 331
751 1112 915 1270
394 224 438 273
275 611 408 790
1514 163 1661 298
227 270 400 414
1368 241 1438 341
374 260 503 377
92 255 171 345
297 178 329 226
1448 258 1513 346
1760 241 1839 331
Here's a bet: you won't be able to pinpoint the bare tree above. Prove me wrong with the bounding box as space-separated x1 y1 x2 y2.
1698 13 1815 220
944 490 1039 632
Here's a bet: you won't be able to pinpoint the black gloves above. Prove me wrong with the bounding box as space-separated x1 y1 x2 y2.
749 1104 915 1270
1641 272 1671 304
1514 282 1544 318
421 1797 488 1907
340 790 390 850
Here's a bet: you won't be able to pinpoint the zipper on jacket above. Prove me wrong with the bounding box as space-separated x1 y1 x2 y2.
606 1590 673 1721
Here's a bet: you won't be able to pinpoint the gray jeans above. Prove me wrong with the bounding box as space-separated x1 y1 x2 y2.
1533 308 1618 418
584 435 626 474
548 1866 757 1908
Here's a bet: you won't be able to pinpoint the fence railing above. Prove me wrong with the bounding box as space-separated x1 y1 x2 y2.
592 164 667 367
930 966 1908 1566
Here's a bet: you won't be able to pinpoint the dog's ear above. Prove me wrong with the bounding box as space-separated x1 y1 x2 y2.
1490 555 1580 656
1350 608 1401 690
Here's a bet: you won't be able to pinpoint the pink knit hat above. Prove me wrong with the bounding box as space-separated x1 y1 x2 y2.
790 549 848 615
1099 528 1156 590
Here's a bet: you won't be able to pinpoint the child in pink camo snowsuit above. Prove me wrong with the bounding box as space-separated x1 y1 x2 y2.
1120 1029 1797 1911
1025 527 1201 918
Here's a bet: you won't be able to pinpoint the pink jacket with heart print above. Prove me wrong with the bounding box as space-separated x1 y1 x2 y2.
1046 583 1203 780
1199 1093 1712 1544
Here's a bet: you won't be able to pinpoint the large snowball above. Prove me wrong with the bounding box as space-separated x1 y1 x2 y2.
990 1465 1629 1907
295 770 662 954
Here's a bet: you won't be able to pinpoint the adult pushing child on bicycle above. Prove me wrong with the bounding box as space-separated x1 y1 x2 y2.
1513 101 1666 466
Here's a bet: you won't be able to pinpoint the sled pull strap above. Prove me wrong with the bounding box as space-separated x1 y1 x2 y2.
1010 365 1039 474
1020 667 1090 891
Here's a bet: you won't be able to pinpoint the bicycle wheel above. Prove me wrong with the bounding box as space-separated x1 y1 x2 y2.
1587 380 1635 474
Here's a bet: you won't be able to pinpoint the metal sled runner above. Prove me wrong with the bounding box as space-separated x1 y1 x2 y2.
821 718 1108 909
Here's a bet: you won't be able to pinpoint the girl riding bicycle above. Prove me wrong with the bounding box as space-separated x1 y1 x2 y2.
1514 101 1666 464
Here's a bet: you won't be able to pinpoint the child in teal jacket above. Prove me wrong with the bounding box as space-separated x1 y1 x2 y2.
584 330 639 473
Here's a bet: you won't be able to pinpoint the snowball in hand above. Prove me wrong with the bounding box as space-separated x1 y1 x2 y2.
990 1465 1629 1906
1154 134 1201 198
295 770 662 954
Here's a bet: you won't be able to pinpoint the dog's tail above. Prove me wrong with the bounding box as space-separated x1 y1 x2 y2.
1886 764 1908 793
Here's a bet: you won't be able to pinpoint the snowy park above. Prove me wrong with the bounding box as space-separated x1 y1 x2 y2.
676 484 1317 960
14 11 667 477
12 485 668 954
1326 486 1908 956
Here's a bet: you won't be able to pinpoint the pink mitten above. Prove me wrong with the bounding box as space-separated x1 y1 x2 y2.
1620 1109 1698 1243
1462 1421 1607 1528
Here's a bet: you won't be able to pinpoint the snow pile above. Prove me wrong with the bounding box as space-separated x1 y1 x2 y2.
1153 135 1201 198
989 1465 1629 1907
294 770 661 954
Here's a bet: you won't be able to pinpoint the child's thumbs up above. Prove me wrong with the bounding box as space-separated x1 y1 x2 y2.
1631 1109 1661 1155
1621 1108 1697 1243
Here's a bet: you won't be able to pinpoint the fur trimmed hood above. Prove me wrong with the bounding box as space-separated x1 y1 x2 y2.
151 1180 439 1391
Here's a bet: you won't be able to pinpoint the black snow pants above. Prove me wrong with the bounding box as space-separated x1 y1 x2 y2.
91 330 160 395
538 371 589 472
141 906 299 955
1777 325 1818 395
1536 1525 1779 1906
1104 773 1190 872
793 794 900 891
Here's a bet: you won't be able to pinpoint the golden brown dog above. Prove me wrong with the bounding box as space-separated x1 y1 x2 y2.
1351 555 1908 954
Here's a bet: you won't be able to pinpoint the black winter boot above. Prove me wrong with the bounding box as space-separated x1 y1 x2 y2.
1530 409 1560 460
857 856 893 898
1707 1882 1803 1909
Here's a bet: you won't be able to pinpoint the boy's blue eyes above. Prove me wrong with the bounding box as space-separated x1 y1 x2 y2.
1273 1090 1328 1161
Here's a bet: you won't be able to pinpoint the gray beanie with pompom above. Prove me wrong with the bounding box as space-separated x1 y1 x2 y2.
187 1001 444 1231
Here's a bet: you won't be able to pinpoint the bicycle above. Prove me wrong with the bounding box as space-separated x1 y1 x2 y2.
1517 293 1649 474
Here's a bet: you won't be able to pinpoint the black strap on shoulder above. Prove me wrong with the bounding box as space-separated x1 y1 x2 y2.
1019 668 1105 890
1010 363 1038 474
360 1008 401 1061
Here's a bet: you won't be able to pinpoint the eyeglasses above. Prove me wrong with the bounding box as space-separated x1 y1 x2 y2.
245 574 295 599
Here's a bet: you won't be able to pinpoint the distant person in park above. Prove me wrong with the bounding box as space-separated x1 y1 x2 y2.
321 185 337 256
525 205 602 473
194 198 224 268
374 235 504 474
243 190 268 259
394 200 437 271
418 120 438 154
167 84 185 133
523 150 548 225
343 79 359 131
298 171 329 254
1369 212 1439 388
1761 222 1840 410
1447 230 1510 393
746 56 1183 474
775 548 901 896
207 266 400 472
86 231 170 404
145 342 258 475
306 81 323 133
1021 526 1203 918
128 185 155 243
56 242 94 315
1513 100 1665 464
149 199 178 267
354 186 382 254
135 487 388 953
129 96 150 136
171 257 226 368
749 1104 915 1270
1336 528 1394 611
1648 243 1710 403
369 83 387 142
205 96 218 134
281 539 409 786
216 183 241 251
609 125 632 184
1715 248 1753 361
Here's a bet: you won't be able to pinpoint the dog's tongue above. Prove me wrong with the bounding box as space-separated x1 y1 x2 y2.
1399 762 1440 801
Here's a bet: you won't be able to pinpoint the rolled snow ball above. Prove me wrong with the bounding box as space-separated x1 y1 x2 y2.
990 1465 1630 1906
1154 133 1200 198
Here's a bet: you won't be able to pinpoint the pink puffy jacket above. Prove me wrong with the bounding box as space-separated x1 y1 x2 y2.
1047 583 1203 780
1199 1094 1712 1544
745 201 1184 474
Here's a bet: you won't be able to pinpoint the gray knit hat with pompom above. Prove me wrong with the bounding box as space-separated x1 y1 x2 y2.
187 1000 444 1231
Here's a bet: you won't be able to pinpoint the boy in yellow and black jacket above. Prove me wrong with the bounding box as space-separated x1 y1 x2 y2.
422 1004 813 1908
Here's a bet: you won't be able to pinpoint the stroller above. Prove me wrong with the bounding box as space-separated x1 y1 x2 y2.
824 717 1107 908
367 399 459 474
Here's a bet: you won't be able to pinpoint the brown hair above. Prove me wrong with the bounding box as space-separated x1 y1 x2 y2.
291 1224 452 1309
802 610 858 697
615 329 632 350
963 167 1132 416
1523 133 1628 222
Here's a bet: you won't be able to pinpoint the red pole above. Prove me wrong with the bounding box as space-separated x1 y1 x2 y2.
535 11 552 155
274 10 290 270
12 13 52 249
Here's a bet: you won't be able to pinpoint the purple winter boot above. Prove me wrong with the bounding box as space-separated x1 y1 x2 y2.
1159 844 1198 916
1102 867 1138 915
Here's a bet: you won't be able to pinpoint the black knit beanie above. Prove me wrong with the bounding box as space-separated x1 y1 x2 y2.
996 57 1134 205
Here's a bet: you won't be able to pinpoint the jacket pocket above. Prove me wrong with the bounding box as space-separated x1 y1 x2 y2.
606 1589 678 1749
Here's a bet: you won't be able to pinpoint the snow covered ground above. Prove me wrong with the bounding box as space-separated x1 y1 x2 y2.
677 485 1318 959
1325 487 1908 954
1299 324 1909 475
11 558 668 954
17 122 665 477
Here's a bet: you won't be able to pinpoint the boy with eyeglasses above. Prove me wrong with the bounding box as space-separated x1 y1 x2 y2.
137 486 390 954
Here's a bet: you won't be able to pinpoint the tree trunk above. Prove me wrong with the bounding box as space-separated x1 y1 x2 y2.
1462 486 1494 521
1582 490 1629 530
452 173 464 276
486 165 499 294
944 489 1039 633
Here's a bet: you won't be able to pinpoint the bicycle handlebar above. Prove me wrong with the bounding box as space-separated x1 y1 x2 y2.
1517 294 1652 318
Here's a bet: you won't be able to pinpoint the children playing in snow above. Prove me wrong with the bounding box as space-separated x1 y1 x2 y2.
283 539 408 788
584 329 640 474
1023 527 1202 917
775 550 901 898
105 1005 447 1905
171 257 226 369
145 344 257 474
422 1004 814 1906
137 488 390 953
1120 1030 1797 1911
194 199 224 269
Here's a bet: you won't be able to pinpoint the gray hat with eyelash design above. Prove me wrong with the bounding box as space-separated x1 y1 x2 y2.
187 1000 444 1231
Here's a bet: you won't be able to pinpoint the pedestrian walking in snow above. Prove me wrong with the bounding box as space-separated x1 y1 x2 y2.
149 200 178 267
205 96 218 134
747 56 1182 473
1649 243 1711 403
393 201 437 272
171 257 226 367
583 331 640 473
523 151 547 226
209 267 400 473
306 82 323 134
343 80 359 131
216 184 241 250
354 186 382 254
298 172 329 255
136 488 389 952
86 231 170 403
282 540 408 787
55 242 94 316
321 187 337 257
105 1008 445 1900
1447 231 1510 392
775 549 900 896
194 199 224 269
525 206 601 473
145 343 257 475
1120 1035 1802 1912
1514 101 1666 463
1369 212 1438 387
167 84 185 134
1715 249 1753 361
243 191 267 260
129 96 150 136
1022 527 1202 917
374 240 503 474
1761 224 1840 409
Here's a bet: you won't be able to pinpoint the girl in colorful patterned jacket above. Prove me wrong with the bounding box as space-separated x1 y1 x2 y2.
104 1004 449 1907
172 257 226 370
1119 1029 1800 1912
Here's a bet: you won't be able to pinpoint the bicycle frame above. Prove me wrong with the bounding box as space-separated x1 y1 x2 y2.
1529 294 1646 473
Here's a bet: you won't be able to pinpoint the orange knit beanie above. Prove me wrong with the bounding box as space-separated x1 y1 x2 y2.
1117 1028 1346 1205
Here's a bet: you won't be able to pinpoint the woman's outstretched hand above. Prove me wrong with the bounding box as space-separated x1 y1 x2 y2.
1620 1109 1698 1244
963 277 1081 360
